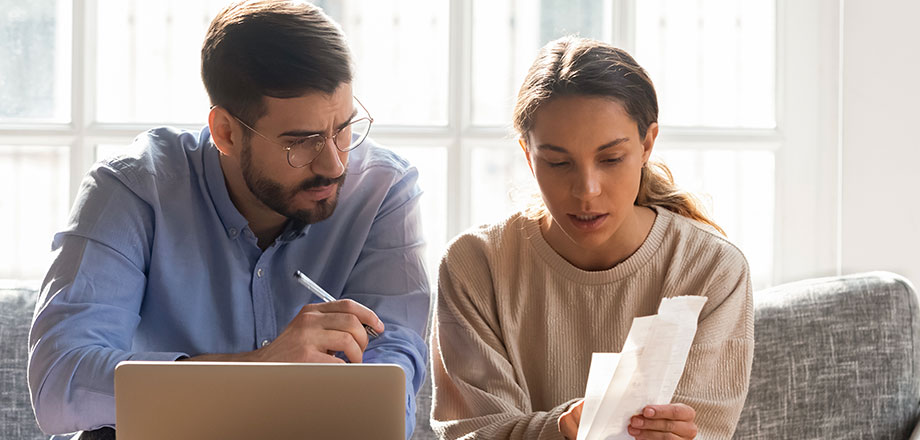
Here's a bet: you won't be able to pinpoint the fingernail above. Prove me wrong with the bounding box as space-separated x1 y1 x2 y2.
644 407 655 417
632 417 644 427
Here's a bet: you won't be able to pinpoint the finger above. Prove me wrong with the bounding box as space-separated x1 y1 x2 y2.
642 403 695 422
320 312 370 350
630 416 697 438
571 400 583 425
626 425 682 440
307 299 384 334
304 351 346 364
557 409 578 439
318 330 364 363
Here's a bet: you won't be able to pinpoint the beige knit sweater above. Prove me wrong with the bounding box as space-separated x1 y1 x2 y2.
430 207 754 440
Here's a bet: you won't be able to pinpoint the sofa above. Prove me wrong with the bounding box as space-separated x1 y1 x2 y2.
3 272 919 439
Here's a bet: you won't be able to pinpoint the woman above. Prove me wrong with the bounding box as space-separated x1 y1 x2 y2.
430 37 754 440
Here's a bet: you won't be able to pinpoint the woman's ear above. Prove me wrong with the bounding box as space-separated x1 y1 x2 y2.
520 137 535 176
641 122 659 164
208 106 239 157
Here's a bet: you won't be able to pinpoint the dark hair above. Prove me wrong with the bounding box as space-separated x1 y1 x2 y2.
201 0 353 125
514 36 724 234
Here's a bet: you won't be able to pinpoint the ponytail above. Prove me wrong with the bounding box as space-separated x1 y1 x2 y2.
637 161 725 235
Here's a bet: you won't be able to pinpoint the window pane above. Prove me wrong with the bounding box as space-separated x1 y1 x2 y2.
469 144 537 227
471 0 608 127
635 0 776 128
0 0 70 121
95 1 225 124
387 145 448 281
95 1 449 127
655 148 775 289
323 1 449 126
0 146 69 281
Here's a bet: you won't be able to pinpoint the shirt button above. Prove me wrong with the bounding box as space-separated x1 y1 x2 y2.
257 268 263 278
228 228 238 238
261 339 270 347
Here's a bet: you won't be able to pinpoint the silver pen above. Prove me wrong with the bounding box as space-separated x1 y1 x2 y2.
293 270 380 339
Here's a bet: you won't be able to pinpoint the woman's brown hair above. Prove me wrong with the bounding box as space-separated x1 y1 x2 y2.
513 36 724 235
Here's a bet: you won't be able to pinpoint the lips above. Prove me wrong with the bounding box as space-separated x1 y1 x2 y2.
567 213 608 231
301 184 337 202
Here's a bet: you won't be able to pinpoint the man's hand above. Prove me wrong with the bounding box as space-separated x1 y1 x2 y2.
558 399 584 439
181 299 385 364
627 403 697 439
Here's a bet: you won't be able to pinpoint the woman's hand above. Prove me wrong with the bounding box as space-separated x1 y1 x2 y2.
558 399 584 439
627 403 698 439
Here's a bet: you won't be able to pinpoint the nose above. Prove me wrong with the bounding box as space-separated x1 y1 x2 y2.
571 166 601 201
310 136 346 178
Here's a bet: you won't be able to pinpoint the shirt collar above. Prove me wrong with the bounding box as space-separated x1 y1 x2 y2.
201 129 250 240
202 128 311 242
278 219 309 242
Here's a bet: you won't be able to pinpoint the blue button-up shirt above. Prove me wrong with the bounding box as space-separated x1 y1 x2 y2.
28 127 430 438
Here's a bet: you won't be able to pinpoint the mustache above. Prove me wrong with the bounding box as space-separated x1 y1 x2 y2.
296 173 346 192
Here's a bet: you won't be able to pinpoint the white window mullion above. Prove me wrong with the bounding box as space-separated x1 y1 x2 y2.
772 0 841 285
70 0 95 203
610 0 637 53
448 0 472 238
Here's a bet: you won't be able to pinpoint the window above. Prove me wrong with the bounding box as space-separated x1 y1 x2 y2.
1 0 836 290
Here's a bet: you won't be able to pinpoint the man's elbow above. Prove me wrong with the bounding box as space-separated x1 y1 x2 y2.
31 385 78 435
29 356 89 435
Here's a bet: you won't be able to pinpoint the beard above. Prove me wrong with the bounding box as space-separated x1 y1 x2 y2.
240 138 346 225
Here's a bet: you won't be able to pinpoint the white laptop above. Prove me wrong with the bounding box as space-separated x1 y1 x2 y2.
114 361 405 440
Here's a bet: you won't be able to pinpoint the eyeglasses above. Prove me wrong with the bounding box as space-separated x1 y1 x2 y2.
227 96 374 168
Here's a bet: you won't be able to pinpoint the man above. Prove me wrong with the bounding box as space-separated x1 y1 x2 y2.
28 1 429 438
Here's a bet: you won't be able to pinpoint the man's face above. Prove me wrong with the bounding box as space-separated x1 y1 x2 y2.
240 83 354 224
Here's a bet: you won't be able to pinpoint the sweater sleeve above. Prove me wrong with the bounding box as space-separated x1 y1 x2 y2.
429 235 573 440
672 244 755 440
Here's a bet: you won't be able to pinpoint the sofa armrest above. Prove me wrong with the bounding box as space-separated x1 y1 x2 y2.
0 287 47 439
734 272 920 439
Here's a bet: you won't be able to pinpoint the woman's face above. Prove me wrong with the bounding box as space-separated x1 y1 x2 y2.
524 95 657 253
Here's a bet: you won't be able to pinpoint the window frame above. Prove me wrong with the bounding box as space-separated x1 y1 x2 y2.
0 0 841 287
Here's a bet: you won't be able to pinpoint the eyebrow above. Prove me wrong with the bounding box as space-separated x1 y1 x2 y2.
536 137 630 153
279 109 359 138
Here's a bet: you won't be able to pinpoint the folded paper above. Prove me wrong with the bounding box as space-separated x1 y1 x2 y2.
576 295 707 440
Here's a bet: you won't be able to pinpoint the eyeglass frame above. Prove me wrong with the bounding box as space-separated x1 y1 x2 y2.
215 96 374 168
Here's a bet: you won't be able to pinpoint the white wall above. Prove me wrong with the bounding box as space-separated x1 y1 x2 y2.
841 0 920 287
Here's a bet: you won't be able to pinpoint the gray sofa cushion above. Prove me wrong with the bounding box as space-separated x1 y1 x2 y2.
0 287 45 439
412 373 436 439
734 271 920 439
5 272 919 439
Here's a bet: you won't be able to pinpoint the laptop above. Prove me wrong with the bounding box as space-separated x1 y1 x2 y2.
114 361 405 440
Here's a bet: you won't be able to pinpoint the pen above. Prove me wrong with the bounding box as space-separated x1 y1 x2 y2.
293 270 380 339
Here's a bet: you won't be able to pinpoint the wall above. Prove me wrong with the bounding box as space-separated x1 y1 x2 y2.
841 0 920 287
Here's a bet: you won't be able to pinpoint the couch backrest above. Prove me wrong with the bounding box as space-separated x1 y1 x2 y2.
6 272 919 439
733 271 920 439
0 288 46 440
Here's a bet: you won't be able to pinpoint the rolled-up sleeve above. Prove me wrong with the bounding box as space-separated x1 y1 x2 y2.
28 166 187 435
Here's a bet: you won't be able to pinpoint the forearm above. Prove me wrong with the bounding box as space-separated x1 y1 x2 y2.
433 399 578 440
29 344 186 434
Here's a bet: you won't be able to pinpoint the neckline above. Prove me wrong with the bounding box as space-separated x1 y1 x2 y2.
523 206 672 284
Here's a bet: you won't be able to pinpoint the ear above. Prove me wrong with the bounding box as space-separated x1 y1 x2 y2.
208 106 241 157
519 137 535 176
641 122 659 164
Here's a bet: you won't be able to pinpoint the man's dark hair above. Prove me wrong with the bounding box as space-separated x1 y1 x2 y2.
201 0 353 125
